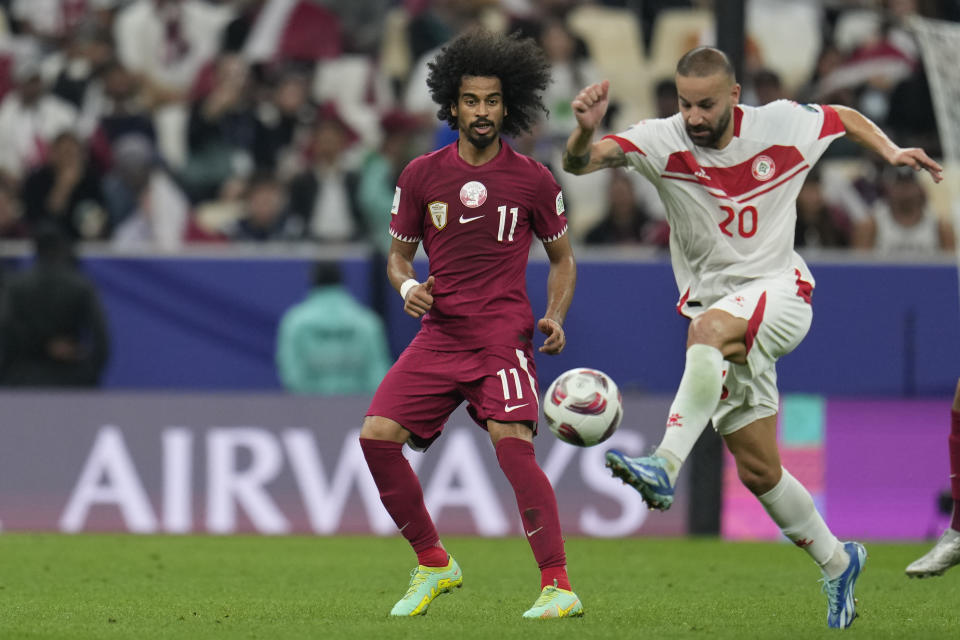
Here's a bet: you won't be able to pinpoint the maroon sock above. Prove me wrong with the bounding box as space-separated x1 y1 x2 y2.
950 410 960 531
495 437 570 591
359 438 446 566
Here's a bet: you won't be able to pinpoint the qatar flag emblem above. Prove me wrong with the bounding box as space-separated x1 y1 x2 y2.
460 181 488 208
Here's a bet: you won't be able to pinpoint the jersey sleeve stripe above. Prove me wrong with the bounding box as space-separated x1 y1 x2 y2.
389 228 422 243
538 224 568 243
602 134 645 156
818 105 845 139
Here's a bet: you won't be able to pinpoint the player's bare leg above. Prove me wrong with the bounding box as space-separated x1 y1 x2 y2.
360 415 411 443
489 420 583 618
359 416 460 616
725 416 866 628
607 309 744 509
906 378 960 577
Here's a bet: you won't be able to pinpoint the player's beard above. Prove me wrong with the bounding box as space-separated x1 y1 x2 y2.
686 106 732 148
463 119 499 149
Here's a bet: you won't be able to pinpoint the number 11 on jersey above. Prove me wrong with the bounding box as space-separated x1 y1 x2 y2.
498 205 518 242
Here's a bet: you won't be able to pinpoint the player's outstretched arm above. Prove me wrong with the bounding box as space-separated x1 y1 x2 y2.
832 104 943 183
538 234 576 355
563 80 627 175
387 237 434 318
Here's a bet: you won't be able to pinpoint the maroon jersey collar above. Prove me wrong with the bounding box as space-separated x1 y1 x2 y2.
450 138 510 169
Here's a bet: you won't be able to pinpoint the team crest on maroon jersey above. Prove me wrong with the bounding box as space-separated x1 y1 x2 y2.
428 201 448 230
459 181 488 208
751 155 776 181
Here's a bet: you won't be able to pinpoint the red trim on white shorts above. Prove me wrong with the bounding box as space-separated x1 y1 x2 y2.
676 287 691 317
745 291 767 355
794 268 813 304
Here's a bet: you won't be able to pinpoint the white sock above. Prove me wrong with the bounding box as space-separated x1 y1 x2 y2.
758 467 849 578
655 344 724 483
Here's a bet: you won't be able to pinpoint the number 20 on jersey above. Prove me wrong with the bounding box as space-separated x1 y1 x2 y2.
718 205 758 238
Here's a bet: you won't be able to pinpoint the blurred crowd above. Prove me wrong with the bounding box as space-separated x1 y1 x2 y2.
0 0 954 256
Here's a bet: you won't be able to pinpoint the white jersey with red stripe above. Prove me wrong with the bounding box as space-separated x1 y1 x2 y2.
605 100 845 307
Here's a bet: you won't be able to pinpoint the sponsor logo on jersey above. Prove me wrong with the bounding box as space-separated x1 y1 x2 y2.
555 191 565 216
428 201 448 230
751 155 776 181
694 168 711 181
459 181 487 208
391 187 401 215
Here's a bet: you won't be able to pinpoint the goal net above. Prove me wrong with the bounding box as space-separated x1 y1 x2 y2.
910 16 960 167
910 16 960 304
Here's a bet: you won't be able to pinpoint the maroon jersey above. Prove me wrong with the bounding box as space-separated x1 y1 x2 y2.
390 141 568 350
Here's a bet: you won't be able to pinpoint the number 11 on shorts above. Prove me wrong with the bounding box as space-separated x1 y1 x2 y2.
497 368 524 400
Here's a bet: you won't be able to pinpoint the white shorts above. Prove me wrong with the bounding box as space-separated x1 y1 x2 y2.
692 269 814 435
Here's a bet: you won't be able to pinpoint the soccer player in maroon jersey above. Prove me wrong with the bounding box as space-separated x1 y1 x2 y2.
358 29 581 618
906 378 960 577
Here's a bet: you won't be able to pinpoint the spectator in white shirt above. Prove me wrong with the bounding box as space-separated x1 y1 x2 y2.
0 58 78 183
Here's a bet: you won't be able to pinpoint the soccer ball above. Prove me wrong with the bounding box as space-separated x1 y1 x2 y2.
543 368 622 447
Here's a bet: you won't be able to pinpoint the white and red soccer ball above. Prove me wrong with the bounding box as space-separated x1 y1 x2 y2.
543 368 622 447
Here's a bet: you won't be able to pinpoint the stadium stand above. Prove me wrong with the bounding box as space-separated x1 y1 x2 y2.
0 0 955 394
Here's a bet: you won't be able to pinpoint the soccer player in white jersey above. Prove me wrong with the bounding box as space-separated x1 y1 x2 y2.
562 47 943 629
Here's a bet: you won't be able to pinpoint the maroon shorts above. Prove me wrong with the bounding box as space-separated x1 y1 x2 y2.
367 342 540 450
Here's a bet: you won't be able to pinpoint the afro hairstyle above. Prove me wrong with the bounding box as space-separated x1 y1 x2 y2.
426 28 551 137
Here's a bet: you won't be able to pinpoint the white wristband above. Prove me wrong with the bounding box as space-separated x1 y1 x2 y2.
399 278 419 301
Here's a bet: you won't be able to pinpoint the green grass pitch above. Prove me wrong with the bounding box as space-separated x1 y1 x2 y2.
0 534 957 639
